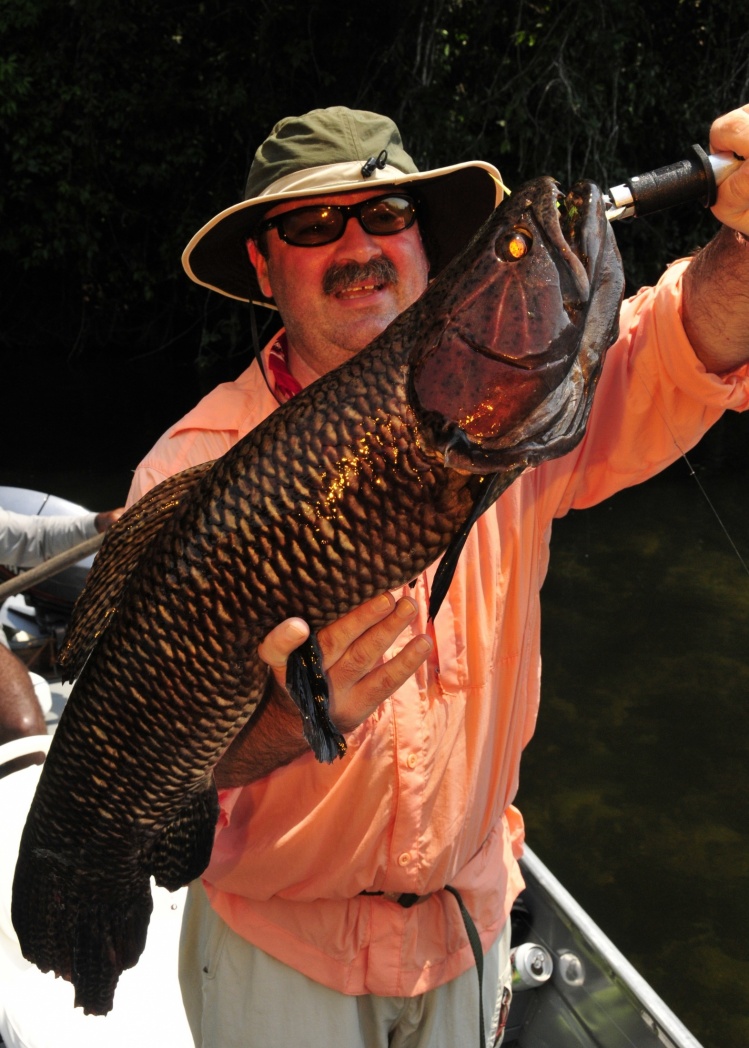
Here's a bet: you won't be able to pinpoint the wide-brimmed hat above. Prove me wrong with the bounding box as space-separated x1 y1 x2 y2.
182 106 505 307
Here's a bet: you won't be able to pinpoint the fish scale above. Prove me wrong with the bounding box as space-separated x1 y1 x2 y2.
12 176 624 1014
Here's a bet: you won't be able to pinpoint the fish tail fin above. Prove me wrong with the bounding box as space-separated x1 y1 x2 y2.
70 890 153 1014
12 841 153 1015
12 782 219 1014
285 634 347 763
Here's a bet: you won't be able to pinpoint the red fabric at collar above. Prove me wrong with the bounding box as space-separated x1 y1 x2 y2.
267 333 303 402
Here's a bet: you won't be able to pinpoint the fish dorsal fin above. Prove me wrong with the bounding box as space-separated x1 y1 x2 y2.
58 462 213 680
428 467 524 621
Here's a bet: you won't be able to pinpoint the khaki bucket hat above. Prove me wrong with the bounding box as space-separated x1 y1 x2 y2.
182 106 505 307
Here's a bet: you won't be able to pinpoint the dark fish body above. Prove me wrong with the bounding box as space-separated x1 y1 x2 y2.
12 177 623 1014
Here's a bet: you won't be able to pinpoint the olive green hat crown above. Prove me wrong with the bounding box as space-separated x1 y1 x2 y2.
182 106 504 306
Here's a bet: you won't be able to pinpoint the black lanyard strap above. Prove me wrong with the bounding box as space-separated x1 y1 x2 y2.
360 885 486 1048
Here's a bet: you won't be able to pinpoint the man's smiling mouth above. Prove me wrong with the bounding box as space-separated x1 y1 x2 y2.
323 258 398 297
336 282 385 298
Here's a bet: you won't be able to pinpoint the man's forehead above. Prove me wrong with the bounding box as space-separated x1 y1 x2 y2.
263 186 401 219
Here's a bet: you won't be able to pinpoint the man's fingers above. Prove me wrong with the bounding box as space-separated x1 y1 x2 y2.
316 591 398 666
709 103 749 155
710 105 749 234
330 633 433 731
257 617 310 673
376 633 433 697
256 593 432 735
322 597 433 731
258 591 400 677
323 595 418 687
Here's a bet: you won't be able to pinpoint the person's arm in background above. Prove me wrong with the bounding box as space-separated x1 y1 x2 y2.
0 507 122 569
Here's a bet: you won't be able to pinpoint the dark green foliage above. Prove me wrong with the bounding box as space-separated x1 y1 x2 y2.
1 0 748 355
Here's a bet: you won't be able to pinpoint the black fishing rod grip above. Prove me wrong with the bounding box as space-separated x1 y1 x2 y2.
625 144 717 216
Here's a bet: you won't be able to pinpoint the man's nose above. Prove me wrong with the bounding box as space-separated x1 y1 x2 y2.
334 215 384 261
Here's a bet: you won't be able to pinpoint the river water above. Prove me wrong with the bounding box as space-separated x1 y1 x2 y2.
518 432 749 1047
3 343 748 1046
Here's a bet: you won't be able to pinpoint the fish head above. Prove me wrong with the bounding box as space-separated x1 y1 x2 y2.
409 175 625 473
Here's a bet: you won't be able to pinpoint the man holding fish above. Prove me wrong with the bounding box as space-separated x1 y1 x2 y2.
124 103 749 1045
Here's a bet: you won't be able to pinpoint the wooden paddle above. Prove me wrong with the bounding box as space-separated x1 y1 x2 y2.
0 532 104 603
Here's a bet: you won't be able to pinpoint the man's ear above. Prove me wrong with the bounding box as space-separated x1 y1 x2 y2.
247 239 273 299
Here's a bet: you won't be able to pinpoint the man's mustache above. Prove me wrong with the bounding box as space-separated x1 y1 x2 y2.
323 257 398 296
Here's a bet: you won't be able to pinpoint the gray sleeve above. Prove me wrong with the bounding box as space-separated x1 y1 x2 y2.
0 509 98 568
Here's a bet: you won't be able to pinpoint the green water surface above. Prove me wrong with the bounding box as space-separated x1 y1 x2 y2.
518 452 749 1047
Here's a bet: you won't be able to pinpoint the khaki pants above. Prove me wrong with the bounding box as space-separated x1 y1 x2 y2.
179 881 512 1048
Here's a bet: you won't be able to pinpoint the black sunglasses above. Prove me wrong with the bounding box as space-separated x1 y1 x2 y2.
256 193 418 248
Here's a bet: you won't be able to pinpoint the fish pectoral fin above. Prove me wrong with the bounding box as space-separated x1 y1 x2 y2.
147 779 220 892
429 469 523 620
59 462 214 679
285 634 347 764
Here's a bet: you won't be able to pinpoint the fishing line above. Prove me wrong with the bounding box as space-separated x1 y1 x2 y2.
634 365 749 577
679 452 749 576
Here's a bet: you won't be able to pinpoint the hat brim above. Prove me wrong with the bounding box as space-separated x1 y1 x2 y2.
182 161 504 307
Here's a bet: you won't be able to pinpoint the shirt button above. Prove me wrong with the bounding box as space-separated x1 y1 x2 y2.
398 852 411 866
406 753 417 769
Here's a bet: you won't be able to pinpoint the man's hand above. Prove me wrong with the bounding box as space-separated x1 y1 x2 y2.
259 592 432 733
93 508 124 532
213 593 432 787
681 104 749 374
709 103 749 236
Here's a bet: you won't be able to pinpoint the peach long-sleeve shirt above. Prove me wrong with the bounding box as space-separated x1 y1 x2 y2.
128 259 749 997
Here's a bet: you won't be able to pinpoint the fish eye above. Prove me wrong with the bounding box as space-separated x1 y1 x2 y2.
498 229 532 262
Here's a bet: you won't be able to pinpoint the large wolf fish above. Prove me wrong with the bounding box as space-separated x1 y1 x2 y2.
12 177 623 1014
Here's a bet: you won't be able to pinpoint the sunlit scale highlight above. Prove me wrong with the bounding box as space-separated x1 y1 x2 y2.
318 429 399 521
